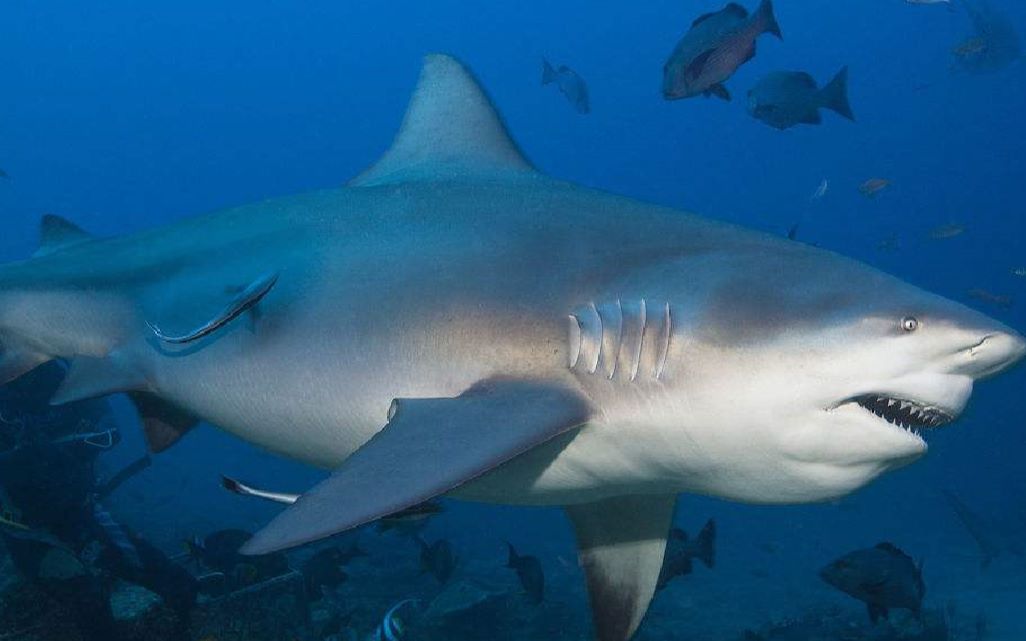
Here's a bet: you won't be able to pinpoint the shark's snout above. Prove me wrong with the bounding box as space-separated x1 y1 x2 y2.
964 329 1026 378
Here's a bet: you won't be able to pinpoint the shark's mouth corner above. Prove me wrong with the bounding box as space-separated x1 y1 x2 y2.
846 394 957 436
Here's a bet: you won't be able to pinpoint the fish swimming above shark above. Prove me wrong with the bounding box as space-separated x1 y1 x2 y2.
0 54 1023 641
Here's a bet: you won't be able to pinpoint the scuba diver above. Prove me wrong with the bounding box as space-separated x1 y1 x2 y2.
0 361 198 641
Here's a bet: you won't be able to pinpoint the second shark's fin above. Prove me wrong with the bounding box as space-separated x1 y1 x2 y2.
242 379 591 554
127 392 199 453
34 214 93 258
349 54 537 187
566 494 677 641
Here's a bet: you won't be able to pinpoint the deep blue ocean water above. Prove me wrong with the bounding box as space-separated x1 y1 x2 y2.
1 2 1024 640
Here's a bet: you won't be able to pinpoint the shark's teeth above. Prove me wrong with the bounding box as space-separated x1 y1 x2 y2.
851 394 955 433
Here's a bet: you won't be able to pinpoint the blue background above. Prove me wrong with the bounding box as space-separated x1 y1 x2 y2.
1 1 1023 637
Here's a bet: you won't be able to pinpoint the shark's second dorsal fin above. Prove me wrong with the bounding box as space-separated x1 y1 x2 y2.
34 214 93 258
349 54 536 187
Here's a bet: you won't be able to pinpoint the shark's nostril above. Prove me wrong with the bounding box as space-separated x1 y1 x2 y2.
965 330 1026 377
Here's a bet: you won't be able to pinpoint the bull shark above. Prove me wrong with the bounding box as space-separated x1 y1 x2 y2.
0 54 1022 641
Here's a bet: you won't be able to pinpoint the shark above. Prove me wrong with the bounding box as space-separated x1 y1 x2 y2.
0 54 1022 641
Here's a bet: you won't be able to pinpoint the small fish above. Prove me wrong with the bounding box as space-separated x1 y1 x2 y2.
542 59 590 114
663 0 782 101
859 178 891 198
147 271 279 344
656 519 715 590
185 528 289 580
505 542 545 604
810 178 829 202
1010 267 1026 277
0 169 7 179
928 223 965 239
820 542 925 623
416 536 457 584
967 288 1013 309
376 599 418 641
747 67 854 130
952 36 988 59
906 0 951 5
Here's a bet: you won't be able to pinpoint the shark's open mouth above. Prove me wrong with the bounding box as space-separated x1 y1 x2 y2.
850 394 956 433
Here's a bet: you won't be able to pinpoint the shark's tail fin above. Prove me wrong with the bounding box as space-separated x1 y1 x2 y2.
820 66 854 121
695 519 716 569
542 58 558 85
754 0 783 40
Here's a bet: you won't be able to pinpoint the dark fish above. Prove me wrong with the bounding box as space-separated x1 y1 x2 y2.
376 500 443 535
786 222 800 240
301 545 361 598
505 542 545 604
859 178 891 197
928 223 965 239
542 59 590 114
656 519 716 590
820 542 925 623
952 0 1020 73
747 67 854 130
967 288 1013 309
942 489 1006 568
185 528 289 582
0 169 7 179
663 0 782 101
416 536 456 584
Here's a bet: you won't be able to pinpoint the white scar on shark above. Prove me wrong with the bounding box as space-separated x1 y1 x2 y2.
0 54 1022 641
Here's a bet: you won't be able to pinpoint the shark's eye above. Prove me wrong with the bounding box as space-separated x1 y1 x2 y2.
901 316 919 332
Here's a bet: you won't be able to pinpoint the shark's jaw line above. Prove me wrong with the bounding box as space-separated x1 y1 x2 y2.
839 393 958 445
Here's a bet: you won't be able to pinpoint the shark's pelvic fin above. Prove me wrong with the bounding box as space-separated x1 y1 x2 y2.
127 391 199 453
349 54 537 187
50 354 146 405
147 271 278 345
34 214 93 258
566 494 678 641
241 379 591 555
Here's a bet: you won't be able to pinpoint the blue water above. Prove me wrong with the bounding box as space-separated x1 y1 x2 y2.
1 1 1024 639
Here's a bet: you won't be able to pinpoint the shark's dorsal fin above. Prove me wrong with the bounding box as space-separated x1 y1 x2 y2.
349 54 536 187
34 214 93 258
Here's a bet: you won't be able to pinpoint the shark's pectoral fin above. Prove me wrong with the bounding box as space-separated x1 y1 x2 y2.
33 214 93 258
241 379 591 555
127 392 199 453
566 494 677 641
